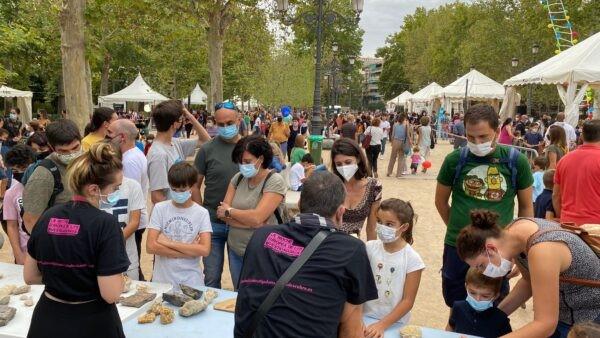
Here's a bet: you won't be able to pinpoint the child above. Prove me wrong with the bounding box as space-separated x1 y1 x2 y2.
289 153 316 192
410 147 421 174
290 134 307 166
3 144 35 264
363 199 425 337
147 162 212 289
447 268 512 337
144 133 154 155
534 169 556 219
135 133 144 152
531 156 548 202
568 322 600 338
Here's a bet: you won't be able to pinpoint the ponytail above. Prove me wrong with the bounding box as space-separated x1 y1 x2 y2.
67 142 122 195
379 198 416 244
456 210 502 260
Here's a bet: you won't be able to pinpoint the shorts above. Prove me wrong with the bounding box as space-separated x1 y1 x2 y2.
442 244 509 307
410 163 418 170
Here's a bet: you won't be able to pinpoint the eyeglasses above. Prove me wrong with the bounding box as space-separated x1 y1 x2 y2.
214 101 237 111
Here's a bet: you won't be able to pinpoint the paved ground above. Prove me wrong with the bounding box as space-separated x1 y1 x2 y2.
0 139 533 330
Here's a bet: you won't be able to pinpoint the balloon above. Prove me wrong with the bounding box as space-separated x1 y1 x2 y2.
555 50 561 54
565 15 570 20
572 39 578 44
144 104 151 113
423 161 432 169
547 23 553 29
281 106 291 117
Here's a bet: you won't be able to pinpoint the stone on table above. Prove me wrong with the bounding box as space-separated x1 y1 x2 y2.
162 292 193 307
137 312 156 324
159 307 174 325
120 292 157 308
179 284 202 300
0 296 9 305
0 306 16 327
11 285 30 295
178 289 219 317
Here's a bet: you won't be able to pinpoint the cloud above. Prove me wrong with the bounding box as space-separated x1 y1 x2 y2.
359 0 463 57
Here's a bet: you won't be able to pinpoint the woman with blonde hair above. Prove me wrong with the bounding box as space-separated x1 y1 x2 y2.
24 142 129 338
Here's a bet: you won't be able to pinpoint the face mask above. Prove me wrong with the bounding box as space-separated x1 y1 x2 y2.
9 113 17 120
218 124 238 139
171 190 191 204
466 292 494 312
467 141 494 157
207 122 214 128
56 150 82 165
376 223 399 243
483 250 514 278
336 164 358 181
100 190 120 208
239 162 259 178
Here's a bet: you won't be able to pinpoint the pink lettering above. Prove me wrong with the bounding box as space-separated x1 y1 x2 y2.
37 261 94 268
264 233 304 257
240 278 313 293
47 218 80 236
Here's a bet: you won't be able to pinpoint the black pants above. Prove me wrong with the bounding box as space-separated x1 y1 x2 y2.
185 124 193 138
367 145 381 173
28 293 125 338
135 228 146 281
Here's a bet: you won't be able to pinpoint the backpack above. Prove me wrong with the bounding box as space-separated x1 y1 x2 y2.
234 171 286 224
21 158 64 211
430 127 436 149
452 146 520 191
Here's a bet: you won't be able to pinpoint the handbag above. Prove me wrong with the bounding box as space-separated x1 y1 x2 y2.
402 124 411 155
244 230 331 338
362 127 372 149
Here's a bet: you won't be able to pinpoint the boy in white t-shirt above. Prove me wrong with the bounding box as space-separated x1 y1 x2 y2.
289 153 317 191
147 162 212 289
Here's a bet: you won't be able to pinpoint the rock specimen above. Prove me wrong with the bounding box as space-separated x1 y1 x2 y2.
162 292 192 307
0 296 9 305
23 299 34 307
399 325 422 338
178 289 218 317
149 301 163 315
11 285 30 295
179 284 202 300
119 292 156 308
0 306 16 327
136 284 150 293
159 307 175 325
122 275 132 293
0 273 3 279
0 285 16 297
19 295 29 301
137 312 156 324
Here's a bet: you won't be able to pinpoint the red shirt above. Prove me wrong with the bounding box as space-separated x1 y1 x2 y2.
554 144 600 225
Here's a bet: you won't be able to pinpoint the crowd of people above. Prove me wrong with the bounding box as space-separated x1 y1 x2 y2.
0 100 598 338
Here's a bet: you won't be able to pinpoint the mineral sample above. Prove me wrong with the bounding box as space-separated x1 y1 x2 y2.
119 292 156 308
0 306 16 327
0 285 16 297
23 299 34 307
11 285 30 295
136 284 150 293
149 300 163 315
179 284 202 300
122 275 132 293
19 295 29 301
0 296 9 305
137 312 156 324
178 289 219 317
159 307 175 325
162 292 192 307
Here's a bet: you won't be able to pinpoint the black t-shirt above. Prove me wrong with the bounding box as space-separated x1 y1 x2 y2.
534 189 555 218
449 300 512 338
27 201 130 302
234 221 377 338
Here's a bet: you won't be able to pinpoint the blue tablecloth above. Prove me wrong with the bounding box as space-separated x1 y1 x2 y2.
123 288 471 338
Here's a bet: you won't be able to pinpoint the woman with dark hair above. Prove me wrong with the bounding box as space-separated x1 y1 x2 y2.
287 117 301 160
81 107 118 151
498 118 514 145
456 210 600 338
545 125 568 169
216 135 287 288
387 113 412 177
365 118 385 178
330 138 382 239
26 132 51 160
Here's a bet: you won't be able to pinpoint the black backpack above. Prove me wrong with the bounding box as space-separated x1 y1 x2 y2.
22 158 64 211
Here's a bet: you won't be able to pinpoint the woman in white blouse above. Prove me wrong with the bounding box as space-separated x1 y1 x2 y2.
365 118 385 178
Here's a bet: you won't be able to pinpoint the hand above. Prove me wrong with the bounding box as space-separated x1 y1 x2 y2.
364 321 387 338
157 233 171 245
216 202 230 219
14 252 25 265
506 263 521 279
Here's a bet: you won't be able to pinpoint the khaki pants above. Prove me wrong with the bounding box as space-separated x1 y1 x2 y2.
387 139 407 176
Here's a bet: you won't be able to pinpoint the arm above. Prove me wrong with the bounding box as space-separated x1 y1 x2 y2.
366 200 379 241
498 276 532 316
196 174 204 205
552 183 561 218
23 253 43 285
97 274 124 304
435 183 452 226
151 189 168 204
7 220 25 264
191 182 202 205
145 229 192 258
122 210 140 239
158 232 211 257
365 270 423 338
507 126 514 138
183 108 210 144
547 151 558 170
220 192 284 228
516 187 534 217
338 302 364 338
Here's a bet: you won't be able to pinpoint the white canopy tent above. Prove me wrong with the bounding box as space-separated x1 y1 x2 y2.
501 31 600 126
439 69 506 114
408 82 443 113
181 83 207 105
0 85 33 122
386 91 412 112
234 96 259 110
98 73 169 107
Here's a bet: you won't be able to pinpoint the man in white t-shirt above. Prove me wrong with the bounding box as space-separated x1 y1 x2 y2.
545 112 577 148
147 100 210 205
380 115 391 158
108 118 150 280
100 176 145 279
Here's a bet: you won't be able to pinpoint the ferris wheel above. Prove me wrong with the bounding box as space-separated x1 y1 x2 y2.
540 0 578 53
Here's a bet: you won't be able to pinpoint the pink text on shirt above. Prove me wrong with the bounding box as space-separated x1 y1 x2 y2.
264 232 304 257
47 218 80 236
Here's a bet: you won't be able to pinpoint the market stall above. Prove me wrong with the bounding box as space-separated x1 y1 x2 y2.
181 83 207 105
387 90 412 112
0 85 33 123
438 68 506 114
98 73 169 109
408 82 443 113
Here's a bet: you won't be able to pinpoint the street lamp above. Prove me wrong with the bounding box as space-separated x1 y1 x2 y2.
349 56 355 65
511 57 519 68
532 43 540 55
276 0 363 136
527 43 539 115
332 42 339 53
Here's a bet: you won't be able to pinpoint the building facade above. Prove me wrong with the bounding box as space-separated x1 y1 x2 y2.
360 57 384 108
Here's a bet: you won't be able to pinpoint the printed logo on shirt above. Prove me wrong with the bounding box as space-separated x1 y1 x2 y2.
462 165 507 202
264 232 304 257
101 199 129 228
163 216 195 242
47 218 80 236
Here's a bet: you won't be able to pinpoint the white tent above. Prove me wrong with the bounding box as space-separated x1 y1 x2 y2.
98 73 169 107
181 83 207 105
408 82 443 113
0 85 33 122
386 91 412 112
502 31 600 125
439 69 505 100
234 96 259 110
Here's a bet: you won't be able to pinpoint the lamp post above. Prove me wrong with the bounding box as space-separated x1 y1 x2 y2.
527 43 539 115
276 0 363 135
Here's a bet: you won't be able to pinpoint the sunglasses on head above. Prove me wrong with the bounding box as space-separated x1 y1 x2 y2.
214 101 237 111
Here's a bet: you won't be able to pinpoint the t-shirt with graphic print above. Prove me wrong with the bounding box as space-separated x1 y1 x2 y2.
3 180 27 253
147 138 197 195
147 200 212 289
100 177 146 280
437 145 532 246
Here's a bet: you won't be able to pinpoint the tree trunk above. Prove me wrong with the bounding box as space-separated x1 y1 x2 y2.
99 52 111 96
59 0 92 133
207 15 224 113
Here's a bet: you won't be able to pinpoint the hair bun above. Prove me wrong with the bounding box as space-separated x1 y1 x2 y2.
469 209 499 230
89 142 117 164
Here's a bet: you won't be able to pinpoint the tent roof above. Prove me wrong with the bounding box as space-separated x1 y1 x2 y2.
98 73 169 103
410 82 443 102
181 83 207 105
440 69 505 99
504 31 600 86
388 91 412 105
0 85 33 98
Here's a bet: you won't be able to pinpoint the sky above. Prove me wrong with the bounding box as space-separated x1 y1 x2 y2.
359 0 462 57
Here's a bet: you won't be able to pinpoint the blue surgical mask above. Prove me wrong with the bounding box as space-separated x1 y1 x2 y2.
466 292 494 312
239 163 258 178
171 190 191 204
100 190 121 208
218 124 238 139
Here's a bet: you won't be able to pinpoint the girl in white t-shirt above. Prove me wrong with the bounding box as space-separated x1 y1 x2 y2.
364 198 425 338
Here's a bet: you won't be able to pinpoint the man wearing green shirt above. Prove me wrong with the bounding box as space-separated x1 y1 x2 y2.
435 104 533 308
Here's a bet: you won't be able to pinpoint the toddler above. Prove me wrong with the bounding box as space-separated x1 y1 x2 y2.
410 147 422 174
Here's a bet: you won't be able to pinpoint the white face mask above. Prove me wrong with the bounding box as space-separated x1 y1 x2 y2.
336 164 358 181
467 141 494 157
483 250 514 278
376 223 399 243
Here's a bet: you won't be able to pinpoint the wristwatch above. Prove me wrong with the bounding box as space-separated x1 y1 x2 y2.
225 208 233 218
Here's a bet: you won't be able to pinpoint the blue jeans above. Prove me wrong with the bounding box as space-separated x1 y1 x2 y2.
203 222 236 289
228 250 244 290
380 137 388 155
